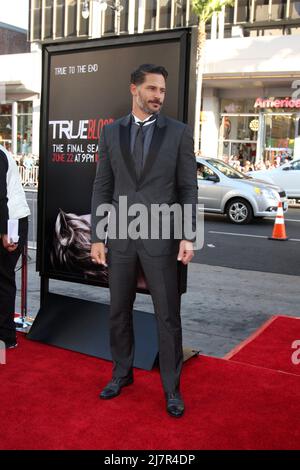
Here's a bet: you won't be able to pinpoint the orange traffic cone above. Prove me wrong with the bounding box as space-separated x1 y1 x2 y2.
269 201 288 241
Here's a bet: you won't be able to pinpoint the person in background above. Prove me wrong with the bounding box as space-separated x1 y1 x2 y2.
241 160 253 173
21 138 28 155
0 144 30 348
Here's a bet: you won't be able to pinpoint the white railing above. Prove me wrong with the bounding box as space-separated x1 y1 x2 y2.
18 165 39 188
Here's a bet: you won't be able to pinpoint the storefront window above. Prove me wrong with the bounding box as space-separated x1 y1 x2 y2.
222 115 258 141
0 104 12 151
264 114 295 162
219 96 300 163
17 102 33 155
220 114 258 162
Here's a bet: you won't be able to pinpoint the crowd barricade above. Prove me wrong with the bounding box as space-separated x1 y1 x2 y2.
15 241 33 331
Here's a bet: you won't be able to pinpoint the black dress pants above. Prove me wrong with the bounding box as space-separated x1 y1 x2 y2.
107 239 183 394
0 217 28 344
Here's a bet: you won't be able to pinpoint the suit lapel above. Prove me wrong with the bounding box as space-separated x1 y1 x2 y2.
139 114 167 186
119 113 167 187
119 114 137 186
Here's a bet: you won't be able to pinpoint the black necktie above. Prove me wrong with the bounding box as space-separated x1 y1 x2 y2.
133 122 145 180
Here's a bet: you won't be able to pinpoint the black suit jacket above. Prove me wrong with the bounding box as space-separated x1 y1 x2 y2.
0 149 9 234
91 113 198 256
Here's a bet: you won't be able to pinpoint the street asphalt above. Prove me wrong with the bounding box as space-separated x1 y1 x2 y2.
195 208 300 276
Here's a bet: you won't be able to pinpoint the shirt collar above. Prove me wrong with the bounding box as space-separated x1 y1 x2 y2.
132 113 156 126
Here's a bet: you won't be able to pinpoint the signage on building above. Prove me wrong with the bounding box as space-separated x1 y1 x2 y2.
254 97 300 109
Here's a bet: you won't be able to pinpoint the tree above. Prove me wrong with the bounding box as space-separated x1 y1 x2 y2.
192 0 234 153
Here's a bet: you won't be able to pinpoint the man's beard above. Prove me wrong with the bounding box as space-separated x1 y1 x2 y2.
136 93 162 114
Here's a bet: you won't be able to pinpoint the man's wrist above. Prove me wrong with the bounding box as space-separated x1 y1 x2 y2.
181 240 194 249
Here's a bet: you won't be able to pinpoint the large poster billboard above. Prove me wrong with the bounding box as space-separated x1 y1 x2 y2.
38 30 191 292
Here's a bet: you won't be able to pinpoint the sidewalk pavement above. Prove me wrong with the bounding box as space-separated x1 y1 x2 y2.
16 250 300 358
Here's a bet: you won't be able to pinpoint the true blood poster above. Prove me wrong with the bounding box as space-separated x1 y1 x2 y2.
40 33 187 291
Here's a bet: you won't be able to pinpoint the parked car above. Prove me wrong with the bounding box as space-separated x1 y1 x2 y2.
197 158 288 224
248 159 300 199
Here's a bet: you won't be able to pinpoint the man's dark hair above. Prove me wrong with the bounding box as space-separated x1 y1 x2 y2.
130 64 168 85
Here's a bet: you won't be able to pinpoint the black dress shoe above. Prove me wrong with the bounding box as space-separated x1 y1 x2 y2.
6 342 18 349
99 376 134 400
3 339 18 349
166 392 185 418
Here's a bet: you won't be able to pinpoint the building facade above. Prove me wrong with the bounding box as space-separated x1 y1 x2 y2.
0 22 41 156
28 0 300 164
201 0 300 164
29 0 300 42
29 1 195 40
202 42 300 164
0 22 30 55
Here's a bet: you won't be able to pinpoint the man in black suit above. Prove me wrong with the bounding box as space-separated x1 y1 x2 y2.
91 64 197 417
0 145 30 348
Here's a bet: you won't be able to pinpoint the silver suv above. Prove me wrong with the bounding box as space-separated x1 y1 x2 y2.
197 158 288 224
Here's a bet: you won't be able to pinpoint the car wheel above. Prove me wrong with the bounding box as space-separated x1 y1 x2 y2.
226 198 253 224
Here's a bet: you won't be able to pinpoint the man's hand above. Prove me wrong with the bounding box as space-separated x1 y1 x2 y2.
177 240 194 265
2 234 18 252
90 242 107 267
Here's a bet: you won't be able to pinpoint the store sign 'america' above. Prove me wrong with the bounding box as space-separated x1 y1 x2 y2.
254 97 300 108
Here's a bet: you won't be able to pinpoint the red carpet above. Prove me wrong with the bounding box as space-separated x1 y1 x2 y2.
1 333 300 449
225 315 300 375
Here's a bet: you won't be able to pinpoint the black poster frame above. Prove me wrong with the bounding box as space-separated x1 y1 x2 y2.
30 29 195 369
37 29 191 289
